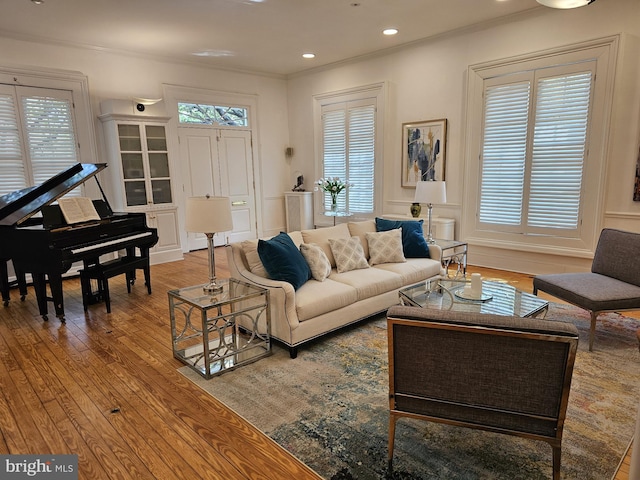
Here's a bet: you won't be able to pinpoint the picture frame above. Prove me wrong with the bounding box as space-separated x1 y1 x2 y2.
401 118 447 188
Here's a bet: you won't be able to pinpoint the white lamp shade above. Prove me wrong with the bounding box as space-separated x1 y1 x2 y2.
536 0 594 8
185 196 233 233
414 181 446 205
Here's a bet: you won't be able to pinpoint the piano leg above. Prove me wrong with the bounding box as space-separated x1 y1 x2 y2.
16 269 27 301
32 273 49 320
48 273 65 321
0 260 9 306
32 272 65 322
0 262 28 306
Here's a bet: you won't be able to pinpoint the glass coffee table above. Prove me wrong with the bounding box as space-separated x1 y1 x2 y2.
399 277 548 318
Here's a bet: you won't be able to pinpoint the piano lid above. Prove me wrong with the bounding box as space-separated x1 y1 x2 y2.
0 163 108 227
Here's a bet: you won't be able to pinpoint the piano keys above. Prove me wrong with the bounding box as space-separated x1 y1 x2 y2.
0 163 158 321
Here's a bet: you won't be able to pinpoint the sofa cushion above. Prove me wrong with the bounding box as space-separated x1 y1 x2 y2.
347 219 376 259
328 236 370 273
258 232 311 290
374 258 442 285
330 267 403 301
301 223 351 268
241 239 268 277
375 217 430 258
295 278 359 321
366 229 406 266
300 243 332 282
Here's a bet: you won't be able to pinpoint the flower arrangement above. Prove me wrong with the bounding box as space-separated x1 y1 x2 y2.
315 177 353 210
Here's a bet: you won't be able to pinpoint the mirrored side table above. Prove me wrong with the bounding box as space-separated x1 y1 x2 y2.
432 239 468 278
169 278 271 379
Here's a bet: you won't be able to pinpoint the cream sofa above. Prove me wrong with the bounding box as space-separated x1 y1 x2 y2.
226 219 443 358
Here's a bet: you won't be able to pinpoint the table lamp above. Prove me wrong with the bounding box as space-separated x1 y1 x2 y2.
185 195 233 294
414 181 446 243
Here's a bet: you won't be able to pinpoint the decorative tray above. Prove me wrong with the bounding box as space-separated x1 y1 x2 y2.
454 290 493 302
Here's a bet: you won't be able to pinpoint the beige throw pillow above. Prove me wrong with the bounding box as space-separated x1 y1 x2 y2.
328 237 370 273
300 243 332 282
241 239 268 277
365 229 406 266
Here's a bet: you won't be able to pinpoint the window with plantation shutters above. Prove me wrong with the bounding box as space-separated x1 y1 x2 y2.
478 63 595 236
0 85 80 197
320 99 376 214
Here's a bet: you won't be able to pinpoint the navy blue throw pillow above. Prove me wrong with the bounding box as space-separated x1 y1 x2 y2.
257 232 312 290
375 217 430 258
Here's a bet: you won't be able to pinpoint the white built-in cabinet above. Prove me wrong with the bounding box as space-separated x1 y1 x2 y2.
99 112 182 264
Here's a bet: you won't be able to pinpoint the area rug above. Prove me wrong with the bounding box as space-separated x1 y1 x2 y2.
179 304 640 480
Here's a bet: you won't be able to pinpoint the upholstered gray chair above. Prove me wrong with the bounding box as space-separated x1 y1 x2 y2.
387 305 579 480
533 228 640 351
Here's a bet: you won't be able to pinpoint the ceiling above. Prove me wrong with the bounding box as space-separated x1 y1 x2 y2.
1 0 544 77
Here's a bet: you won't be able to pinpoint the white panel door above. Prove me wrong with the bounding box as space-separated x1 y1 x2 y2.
217 129 257 244
179 127 257 251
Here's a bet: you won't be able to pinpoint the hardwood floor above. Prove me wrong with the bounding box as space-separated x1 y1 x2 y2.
0 250 633 479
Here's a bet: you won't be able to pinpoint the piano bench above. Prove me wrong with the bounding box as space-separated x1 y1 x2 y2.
80 255 151 313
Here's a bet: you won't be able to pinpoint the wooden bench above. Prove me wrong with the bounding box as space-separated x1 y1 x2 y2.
80 255 151 313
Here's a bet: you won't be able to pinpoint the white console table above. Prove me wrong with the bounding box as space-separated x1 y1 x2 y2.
381 214 455 241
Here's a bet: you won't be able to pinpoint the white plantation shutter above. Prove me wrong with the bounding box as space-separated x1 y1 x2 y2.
528 72 592 229
322 108 347 210
478 63 594 235
0 85 80 198
480 81 530 226
321 100 376 213
0 86 27 196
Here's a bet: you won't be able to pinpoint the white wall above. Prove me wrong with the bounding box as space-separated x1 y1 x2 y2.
0 36 292 239
1 0 638 273
286 0 640 274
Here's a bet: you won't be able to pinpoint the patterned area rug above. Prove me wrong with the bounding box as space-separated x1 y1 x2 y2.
179 304 640 480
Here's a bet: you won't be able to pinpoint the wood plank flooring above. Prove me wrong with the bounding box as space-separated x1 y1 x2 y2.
0 249 633 479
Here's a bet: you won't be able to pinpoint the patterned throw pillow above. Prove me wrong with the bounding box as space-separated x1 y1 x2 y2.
300 243 332 282
365 229 406 266
328 237 370 273
375 217 430 258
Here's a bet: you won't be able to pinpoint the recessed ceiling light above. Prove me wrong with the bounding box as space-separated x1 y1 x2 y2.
31 0 44 4
302 53 315 59
383 28 398 36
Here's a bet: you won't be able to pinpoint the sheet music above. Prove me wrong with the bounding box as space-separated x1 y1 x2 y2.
58 197 101 224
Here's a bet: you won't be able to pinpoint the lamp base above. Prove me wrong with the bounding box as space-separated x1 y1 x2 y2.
203 281 224 295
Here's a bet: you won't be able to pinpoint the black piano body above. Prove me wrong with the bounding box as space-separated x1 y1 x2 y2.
0 163 158 320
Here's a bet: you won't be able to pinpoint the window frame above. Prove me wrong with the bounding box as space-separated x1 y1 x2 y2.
313 82 385 221
0 66 97 198
462 36 618 257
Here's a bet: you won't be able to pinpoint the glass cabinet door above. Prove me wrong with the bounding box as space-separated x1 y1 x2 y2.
146 125 172 205
117 123 172 207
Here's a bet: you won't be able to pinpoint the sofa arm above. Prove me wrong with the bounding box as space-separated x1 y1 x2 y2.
225 245 301 338
427 243 442 262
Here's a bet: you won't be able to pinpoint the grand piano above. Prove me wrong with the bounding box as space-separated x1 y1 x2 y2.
0 163 158 321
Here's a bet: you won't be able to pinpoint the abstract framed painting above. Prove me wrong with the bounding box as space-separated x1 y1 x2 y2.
401 118 447 188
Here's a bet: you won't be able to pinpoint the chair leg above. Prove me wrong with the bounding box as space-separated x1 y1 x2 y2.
589 311 599 352
102 277 111 314
388 414 397 473
552 445 561 480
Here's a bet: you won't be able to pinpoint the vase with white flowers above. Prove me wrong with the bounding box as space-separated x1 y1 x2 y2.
315 177 353 211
